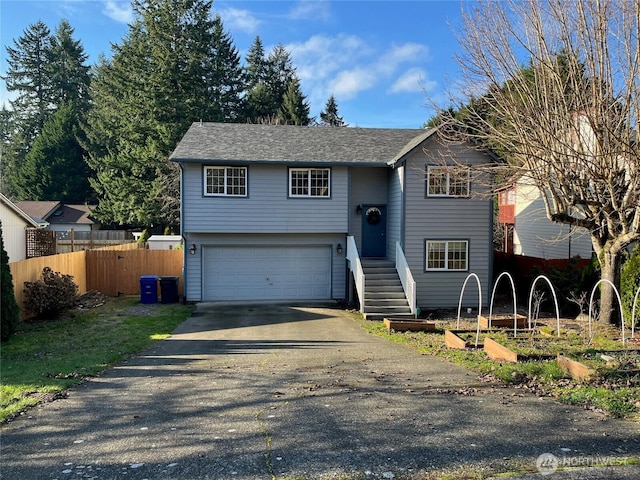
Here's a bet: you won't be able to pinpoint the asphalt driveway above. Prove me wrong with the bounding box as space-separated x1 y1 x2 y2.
1 302 639 479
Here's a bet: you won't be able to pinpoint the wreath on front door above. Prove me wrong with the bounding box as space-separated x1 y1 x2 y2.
366 207 381 225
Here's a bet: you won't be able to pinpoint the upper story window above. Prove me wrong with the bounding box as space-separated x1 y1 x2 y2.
204 166 247 197
427 166 470 197
426 240 469 271
289 168 330 197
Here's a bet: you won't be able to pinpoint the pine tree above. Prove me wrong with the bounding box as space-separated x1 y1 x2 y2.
208 15 245 122
4 20 53 141
266 43 296 108
1 221 20 342
48 20 91 111
84 0 234 226
3 19 92 201
279 78 311 126
244 41 300 123
319 94 347 127
244 36 267 88
13 102 92 203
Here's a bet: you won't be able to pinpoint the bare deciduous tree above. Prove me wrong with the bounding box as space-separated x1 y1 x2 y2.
438 0 640 323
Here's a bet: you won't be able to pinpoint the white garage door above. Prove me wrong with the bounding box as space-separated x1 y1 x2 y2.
203 245 332 301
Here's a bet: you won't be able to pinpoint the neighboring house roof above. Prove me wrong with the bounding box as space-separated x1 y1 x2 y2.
170 122 427 166
47 204 96 226
0 193 44 228
15 201 60 224
16 201 97 226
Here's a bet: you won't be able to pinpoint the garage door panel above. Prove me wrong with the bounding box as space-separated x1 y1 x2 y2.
204 245 332 301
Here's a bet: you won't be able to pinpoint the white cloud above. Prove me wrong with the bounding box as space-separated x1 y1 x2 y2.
285 35 432 116
288 0 331 21
102 1 133 24
218 7 260 34
390 67 437 94
330 68 377 100
376 43 430 76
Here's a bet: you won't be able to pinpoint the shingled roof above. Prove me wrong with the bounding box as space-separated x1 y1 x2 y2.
170 122 428 165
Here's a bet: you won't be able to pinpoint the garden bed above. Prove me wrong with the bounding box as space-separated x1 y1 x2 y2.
444 329 499 349
558 350 640 381
483 334 565 363
383 318 435 332
478 313 527 329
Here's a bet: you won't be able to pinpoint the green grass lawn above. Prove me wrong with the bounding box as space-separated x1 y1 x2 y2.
0 296 193 423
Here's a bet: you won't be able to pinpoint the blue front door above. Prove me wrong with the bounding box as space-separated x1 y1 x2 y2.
361 205 387 257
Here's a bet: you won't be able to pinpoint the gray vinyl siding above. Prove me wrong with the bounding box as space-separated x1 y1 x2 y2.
347 167 388 253
182 163 348 233
402 143 493 308
387 165 404 259
183 233 346 302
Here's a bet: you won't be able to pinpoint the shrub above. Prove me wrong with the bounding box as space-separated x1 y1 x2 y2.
1 222 20 341
137 228 150 244
23 267 78 318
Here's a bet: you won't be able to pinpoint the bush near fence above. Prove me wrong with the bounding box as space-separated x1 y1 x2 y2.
9 245 183 319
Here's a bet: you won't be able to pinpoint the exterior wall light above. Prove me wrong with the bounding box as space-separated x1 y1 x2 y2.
189 243 196 255
336 243 343 256
356 204 363 214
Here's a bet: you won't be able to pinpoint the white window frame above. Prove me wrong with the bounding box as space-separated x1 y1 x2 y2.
289 168 331 198
425 240 469 271
426 166 470 197
204 166 247 197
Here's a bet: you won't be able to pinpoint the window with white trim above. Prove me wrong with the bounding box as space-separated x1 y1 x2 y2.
204 166 247 196
426 166 470 197
426 240 468 271
289 168 330 197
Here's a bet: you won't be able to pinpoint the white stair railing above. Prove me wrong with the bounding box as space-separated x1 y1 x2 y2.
395 242 417 317
346 236 365 313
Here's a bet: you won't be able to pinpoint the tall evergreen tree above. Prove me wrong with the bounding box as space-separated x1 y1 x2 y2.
244 40 300 123
48 20 91 111
13 102 92 203
266 43 296 109
84 0 234 226
208 15 245 122
244 36 267 88
319 94 347 126
3 19 91 201
279 78 311 125
4 20 52 141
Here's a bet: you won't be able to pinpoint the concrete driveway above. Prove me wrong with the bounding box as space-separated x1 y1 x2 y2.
1 302 639 479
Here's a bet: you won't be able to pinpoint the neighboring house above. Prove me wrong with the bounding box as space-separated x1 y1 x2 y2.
16 201 99 232
0 193 47 262
170 123 495 317
497 181 593 260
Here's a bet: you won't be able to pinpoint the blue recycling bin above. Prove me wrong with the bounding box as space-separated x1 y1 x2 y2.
160 276 179 304
140 275 159 304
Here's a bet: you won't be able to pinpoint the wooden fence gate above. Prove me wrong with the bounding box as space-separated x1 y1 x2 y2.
85 249 183 296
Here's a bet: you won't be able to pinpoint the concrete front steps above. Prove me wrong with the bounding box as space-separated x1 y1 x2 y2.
360 259 413 321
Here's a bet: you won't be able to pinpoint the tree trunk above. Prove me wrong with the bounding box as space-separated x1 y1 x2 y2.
598 248 621 324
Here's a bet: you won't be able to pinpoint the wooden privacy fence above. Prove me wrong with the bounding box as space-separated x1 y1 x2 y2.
86 249 183 296
9 247 183 319
9 251 88 319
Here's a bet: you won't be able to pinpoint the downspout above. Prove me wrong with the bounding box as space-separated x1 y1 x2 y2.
178 162 187 304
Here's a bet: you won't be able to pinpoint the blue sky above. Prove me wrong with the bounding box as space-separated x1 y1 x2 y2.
1 0 466 128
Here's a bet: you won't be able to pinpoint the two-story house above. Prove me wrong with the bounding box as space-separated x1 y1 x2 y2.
496 180 593 260
170 123 495 318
